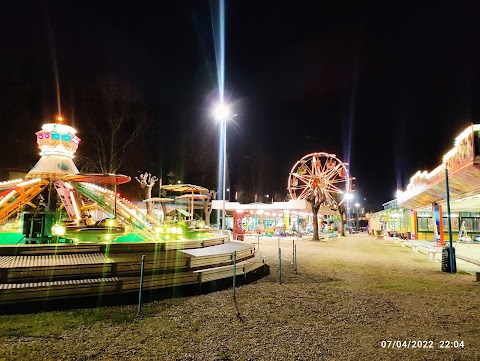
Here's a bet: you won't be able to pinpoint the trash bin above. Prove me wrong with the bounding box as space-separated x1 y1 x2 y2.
441 247 457 273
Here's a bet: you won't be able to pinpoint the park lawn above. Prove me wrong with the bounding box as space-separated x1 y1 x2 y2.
0 235 478 361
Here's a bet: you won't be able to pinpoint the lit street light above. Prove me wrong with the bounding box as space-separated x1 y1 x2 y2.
213 102 237 233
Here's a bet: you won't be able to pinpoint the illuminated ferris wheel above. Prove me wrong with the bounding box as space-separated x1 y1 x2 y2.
288 152 351 206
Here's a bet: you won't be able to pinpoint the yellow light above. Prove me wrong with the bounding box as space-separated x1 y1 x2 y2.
52 224 66 236
57 116 63 122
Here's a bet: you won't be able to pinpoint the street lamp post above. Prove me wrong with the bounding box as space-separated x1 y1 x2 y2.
214 103 236 233
355 203 360 231
344 193 353 233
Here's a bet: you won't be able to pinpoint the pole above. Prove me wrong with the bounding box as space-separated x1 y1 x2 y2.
278 248 282 284
158 168 162 197
257 234 260 250
356 207 359 231
137 255 145 316
445 167 456 273
113 179 117 218
292 239 295 262
294 243 297 274
233 251 236 298
222 120 226 233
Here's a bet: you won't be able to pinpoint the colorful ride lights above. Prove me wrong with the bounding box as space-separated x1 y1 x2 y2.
36 132 78 142
51 224 66 236
36 120 81 159
154 226 183 235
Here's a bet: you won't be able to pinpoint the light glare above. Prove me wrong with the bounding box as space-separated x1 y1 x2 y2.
213 103 231 121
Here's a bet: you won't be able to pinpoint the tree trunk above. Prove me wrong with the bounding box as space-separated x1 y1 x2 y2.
202 190 216 226
204 206 212 226
135 172 158 219
144 187 153 217
337 205 346 236
160 203 167 222
311 203 321 241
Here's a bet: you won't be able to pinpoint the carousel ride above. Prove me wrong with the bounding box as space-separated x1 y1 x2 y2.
0 117 215 245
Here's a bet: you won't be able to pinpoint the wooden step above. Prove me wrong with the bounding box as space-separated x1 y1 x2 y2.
0 244 102 256
0 277 120 304
120 272 199 292
0 254 114 282
181 241 255 268
194 254 265 283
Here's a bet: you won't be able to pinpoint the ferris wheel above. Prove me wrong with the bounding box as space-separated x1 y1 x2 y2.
288 152 351 206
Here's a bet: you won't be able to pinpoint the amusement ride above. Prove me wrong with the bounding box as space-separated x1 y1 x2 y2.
0 116 214 245
288 152 351 206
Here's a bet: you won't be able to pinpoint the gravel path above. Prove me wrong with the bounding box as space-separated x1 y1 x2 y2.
1 234 478 360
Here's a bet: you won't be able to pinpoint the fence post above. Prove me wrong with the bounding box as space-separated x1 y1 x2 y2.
137 255 145 316
292 239 295 263
294 243 297 274
278 248 282 285
233 251 237 298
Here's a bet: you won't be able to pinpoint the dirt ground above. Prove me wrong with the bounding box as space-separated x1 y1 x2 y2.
0 234 479 361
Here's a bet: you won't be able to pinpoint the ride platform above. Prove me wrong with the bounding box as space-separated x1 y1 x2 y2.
0 236 266 306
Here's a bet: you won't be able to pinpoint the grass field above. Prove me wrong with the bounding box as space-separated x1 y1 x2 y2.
0 234 478 360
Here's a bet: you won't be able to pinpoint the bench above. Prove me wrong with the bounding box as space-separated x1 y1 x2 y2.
401 240 442 261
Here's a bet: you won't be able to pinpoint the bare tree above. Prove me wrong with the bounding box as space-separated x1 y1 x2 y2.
76 76 148 174
336 203 347 236
135 172 158 217
200 189 217 226
306 188 327 241
187 130 218 188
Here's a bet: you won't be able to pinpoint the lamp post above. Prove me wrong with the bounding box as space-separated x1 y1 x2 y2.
214 103 236 233
355 203 360 231
344 193 353 232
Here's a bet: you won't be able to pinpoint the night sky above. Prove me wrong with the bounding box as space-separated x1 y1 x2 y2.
2 1 480 210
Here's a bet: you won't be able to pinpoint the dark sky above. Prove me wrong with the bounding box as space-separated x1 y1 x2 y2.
1 0 480 210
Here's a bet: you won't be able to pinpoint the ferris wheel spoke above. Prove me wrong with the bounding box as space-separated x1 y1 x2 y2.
325 185 342 194
304 163 315 178
328 177 348 185
320 157 330 175
291 185 309 195
297 186 312 199
293 183 309 191
295 173 313 183
322 164 343 180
